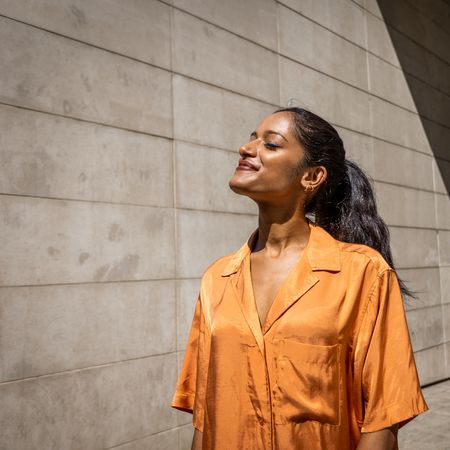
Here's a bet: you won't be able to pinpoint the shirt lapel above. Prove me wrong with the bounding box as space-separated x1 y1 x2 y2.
221 220 342 354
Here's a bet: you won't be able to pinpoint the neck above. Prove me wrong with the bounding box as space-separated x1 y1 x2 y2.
253 202 311 256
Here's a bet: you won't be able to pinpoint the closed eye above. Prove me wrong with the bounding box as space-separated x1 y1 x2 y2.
264 142 280 149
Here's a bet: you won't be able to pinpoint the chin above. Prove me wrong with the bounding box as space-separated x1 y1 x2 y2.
229 178 250 195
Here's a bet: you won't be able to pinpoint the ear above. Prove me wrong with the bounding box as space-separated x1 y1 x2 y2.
301 165 327 190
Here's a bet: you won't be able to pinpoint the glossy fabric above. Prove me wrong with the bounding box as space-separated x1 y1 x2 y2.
171 220 429 449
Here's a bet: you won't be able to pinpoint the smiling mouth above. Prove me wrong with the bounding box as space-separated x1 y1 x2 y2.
236 165 258 172
236 160 259 171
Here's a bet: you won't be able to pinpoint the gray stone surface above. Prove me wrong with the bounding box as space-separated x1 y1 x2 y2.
0 105 174 206
175 140 258 214
176 209 257 278
414 345 447 386
173 75 276 151
279 0 366 48
173 0 278 51
0 354 178 450
279 56 371 134
0 280 176 381
172 9 279 104
279 4 368 89
366 11 401 67
398 379 450 450
0 17 172 136
370 95 430 153
0 0 172 68
400 267 442 311
389 227 439 269
373 140 434 190
375 182 436 229
109 428 179 450
0 196 175 285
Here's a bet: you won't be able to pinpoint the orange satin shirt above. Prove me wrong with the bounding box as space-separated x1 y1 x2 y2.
171 219 429 449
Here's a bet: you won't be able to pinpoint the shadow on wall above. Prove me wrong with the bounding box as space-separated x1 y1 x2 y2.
376 0 450 195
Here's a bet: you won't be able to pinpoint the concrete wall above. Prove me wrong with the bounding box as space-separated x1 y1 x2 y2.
0 0 448 448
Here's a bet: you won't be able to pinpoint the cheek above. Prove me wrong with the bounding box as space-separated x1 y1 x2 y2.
263 154 300 180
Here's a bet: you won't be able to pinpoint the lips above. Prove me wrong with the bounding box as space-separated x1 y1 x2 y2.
237 160 259 171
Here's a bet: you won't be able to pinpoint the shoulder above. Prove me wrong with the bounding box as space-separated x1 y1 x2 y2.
200 251 237 280
336 240 393 277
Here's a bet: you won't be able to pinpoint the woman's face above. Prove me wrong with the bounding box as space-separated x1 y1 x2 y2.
229 111 310 202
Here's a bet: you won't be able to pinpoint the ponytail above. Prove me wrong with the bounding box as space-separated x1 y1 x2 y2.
274 106 418 300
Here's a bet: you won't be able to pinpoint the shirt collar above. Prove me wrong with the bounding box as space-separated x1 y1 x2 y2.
220 219 341 276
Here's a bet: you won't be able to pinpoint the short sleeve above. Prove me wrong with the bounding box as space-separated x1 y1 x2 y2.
354 268 429 433
171 293 210 432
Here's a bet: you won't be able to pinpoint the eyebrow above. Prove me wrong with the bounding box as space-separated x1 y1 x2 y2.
250 129 288 142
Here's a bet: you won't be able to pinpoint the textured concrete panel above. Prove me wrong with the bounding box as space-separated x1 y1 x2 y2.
177 279 201 352
335 128 374 176
421 117 450 161
375 182 436 228
176 209 257 278
279 57 371 135
0 196 175 286
386 26 450 96
0 17 172 136
0 280 176 381
436 193 450 230
406 76 450 128
439 231 450 266
433 158 450 195
179 424 195 450
0 0 171 68
175 141 258 214
413 344 447 385
406 305 444 352
398 267 442 311
440 266 450 304
110 429 178 450
398 379 450 450
173 75 276 151
370 96 430 153
366 10 450 96
366 12 401 67
0 354 178 450
0 105 173 206
172 9 279 104
442 303 450 347
368 53 416 111
361 0 382 18
446 342 450 378
278 5 368 90
173 0 278 50
373 140 434 191
389 227 439 269
372 0 450 65
402 0 450 39
279 0 366 48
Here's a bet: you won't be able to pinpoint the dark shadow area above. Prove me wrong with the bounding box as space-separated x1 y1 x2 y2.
376 0 450 195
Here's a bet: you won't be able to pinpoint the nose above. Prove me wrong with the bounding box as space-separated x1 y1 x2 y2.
239 139 257 157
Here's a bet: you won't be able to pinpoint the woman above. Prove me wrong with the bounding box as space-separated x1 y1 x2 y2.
171 107 429 449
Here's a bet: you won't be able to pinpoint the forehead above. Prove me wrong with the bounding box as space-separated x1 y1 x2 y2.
255 111 293 135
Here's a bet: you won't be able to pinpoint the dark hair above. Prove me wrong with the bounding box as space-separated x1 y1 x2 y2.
274 106 418 301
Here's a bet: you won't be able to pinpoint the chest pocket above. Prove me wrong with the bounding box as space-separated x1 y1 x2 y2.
274 339 341 426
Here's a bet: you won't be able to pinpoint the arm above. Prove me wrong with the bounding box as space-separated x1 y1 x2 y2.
191 428 203 450
356 423 399 450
